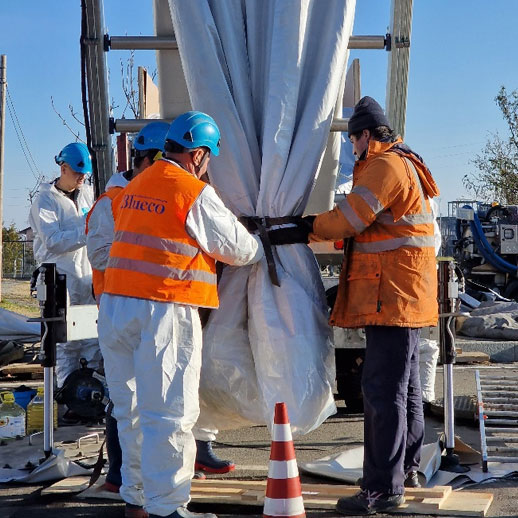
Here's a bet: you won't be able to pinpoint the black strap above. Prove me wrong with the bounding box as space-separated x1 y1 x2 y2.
88 438 107 488
238 216 313 287
249 218 280 287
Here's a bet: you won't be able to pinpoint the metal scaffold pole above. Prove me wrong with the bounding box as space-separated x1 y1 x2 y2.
82 0 112 194
0 55 6 301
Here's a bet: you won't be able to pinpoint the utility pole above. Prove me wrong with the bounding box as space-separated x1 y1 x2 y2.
0 55 6 302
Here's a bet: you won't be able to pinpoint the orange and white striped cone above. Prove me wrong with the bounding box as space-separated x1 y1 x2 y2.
263 402 306 518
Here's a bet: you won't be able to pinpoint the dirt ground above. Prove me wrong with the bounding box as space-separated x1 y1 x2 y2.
0 279 39 317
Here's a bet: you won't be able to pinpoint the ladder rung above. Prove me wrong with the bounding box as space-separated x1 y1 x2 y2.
486 455 518 462
487 446 518 453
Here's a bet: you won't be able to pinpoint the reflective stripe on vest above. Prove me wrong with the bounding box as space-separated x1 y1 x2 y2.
353 235 436 253
353 157 435 254
113 230 199 257
107 256 216 285
103 160 218 307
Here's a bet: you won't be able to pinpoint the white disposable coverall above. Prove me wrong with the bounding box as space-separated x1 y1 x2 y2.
29 181 102 387
86 171 128 275
87 170 219 442
98 183 264 515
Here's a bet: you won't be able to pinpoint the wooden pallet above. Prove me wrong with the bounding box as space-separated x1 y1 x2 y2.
455 351 490 364
191 480 493 517
0 361 43 379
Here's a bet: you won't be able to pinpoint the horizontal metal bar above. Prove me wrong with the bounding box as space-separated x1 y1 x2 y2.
106 34 388 52
485 427 518 433
108 36 178 50
331 118 349 132
485 419 518 425
480 375 518 380
487 437 518 442
484 411 518 417
487 455 518 462
481 391 518 397
482 384 518 389
348 35 387 50
484 405 518 412
113 118 350 133
487 447 518 453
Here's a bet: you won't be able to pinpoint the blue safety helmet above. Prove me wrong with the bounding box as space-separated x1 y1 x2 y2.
165 111 221 156
133 121 169 152
55 142 92 175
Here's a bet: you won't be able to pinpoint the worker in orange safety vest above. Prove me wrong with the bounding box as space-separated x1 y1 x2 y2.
97 111 264 518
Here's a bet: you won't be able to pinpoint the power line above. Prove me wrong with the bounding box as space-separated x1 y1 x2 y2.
5 85 43 181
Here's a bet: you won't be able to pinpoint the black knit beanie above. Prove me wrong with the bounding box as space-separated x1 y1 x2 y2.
348 96 391 135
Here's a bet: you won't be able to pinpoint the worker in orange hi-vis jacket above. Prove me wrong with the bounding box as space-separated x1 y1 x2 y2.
309 96 440 516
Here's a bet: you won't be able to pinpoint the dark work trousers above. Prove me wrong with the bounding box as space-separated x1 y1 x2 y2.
105 402 123 487
361 326 424 495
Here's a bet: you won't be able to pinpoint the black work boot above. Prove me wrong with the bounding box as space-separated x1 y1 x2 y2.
194 440 235 474
336 490 405 515
404 470 421 488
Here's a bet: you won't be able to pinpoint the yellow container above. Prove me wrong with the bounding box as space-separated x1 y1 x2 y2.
0 391 26 439
26 387 58 434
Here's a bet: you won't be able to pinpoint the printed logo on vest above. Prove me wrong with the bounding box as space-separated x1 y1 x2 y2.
121 194 167 215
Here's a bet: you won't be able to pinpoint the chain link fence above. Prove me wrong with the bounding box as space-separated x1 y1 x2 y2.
2 240 36 279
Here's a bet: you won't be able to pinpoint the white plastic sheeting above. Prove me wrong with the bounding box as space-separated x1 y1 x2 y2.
419 338 439 403
168 0 356 435
0 308 40 342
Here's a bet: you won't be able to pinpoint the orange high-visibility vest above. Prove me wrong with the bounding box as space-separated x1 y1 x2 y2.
85 187 123 304
103 159 218 308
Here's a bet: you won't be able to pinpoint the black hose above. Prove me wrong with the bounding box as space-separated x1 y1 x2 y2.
80 0 101 198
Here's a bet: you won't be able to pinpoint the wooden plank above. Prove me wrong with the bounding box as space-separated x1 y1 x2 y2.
190 481 493 516
41 476 90 495
455 351 490 364
0 362 43 379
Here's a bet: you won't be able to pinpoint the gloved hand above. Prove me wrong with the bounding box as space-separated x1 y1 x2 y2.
302 215 316 230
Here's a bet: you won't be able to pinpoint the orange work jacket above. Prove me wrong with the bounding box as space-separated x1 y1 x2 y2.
313 139 440 328
85 186 123 303
103 159 218 308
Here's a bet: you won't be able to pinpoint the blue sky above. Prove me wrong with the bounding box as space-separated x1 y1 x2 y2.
1 1 518 229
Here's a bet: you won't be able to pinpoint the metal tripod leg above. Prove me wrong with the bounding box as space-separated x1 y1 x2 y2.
43 366 54 457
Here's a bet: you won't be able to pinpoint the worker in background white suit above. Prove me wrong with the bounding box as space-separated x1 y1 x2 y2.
98 111 264 518
28 142 102 390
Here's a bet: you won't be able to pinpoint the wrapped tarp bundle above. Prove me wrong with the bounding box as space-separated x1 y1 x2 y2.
168 0 356 435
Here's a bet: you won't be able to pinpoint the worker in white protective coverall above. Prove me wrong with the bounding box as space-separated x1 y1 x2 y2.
86 121 170 500
28 142 101 394
98 111 264 518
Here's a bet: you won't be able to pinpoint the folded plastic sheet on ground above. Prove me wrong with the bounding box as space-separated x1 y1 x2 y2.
0 307 40 342
0 449 92 483
299 442 442 485
168 0 357 437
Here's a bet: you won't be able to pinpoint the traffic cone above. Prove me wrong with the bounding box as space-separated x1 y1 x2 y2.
263 402 306 518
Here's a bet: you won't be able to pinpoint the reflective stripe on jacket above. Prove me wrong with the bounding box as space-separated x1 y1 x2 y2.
313 138 440 328
103 160 218 308
85 186 123 303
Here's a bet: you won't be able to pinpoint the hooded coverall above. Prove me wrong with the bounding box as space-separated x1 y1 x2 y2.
29 181 102 387
97 159 264 516
313 139 439 496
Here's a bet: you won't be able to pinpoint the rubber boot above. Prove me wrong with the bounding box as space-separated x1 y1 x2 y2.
194 440 235 474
